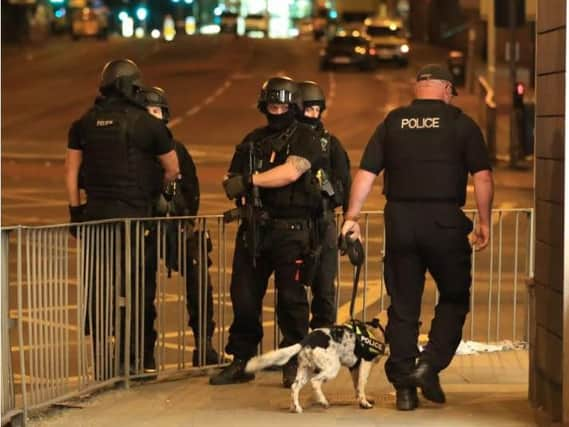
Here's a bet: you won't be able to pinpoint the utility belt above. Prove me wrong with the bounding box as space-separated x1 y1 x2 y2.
268 218 311 231
387 196 458 204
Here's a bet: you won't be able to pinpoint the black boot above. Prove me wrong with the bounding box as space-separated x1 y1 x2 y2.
193 338 222 366
209 359 255 385
396 388 419 411
409 360 446 403
143 351 157 374
282 357 298 388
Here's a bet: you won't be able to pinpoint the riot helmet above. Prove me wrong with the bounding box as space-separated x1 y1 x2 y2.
299 80 326 112
99 59 143 98
142 86 171 123
257 76 302 114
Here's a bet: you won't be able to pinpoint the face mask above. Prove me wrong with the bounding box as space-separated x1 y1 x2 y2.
299 115 320 128
266 109 295 130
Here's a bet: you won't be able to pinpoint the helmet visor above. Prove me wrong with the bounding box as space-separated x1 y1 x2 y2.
266 89 294 104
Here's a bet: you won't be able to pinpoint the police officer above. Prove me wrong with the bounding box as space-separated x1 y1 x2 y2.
65 59 179 376
297 81 351 329
209 76 323 387
341 64 494 410
142 86 221 368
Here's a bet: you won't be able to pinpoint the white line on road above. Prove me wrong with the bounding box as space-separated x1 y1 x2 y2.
168 79 233 129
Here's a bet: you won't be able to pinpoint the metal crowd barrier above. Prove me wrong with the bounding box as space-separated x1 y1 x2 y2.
1 208 533 425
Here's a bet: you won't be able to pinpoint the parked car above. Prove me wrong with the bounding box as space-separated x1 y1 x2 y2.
364 17 410 66
320 34 378 71
70 7 108 40
220 11 238 34
244 13 268 36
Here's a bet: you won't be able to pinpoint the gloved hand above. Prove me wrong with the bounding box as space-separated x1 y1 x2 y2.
222 174 252 200
68 204 86 238
163 178 180 202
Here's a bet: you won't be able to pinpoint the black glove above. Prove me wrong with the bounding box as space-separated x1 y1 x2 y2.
163 178 180 202
222 174 252 200
338 231 365 266
69 204 86 238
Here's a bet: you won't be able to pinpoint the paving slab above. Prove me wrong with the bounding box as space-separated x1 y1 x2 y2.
29 350 534 427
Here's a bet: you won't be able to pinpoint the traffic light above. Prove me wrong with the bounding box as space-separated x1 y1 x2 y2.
495 0 525 28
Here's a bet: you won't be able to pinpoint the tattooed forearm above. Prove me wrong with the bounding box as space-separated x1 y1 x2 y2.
286 155 311 174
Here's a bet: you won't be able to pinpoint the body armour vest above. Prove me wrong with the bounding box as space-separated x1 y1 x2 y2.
383 102 467 205
316 128 346 209
80 101 161 207
244 122 322 217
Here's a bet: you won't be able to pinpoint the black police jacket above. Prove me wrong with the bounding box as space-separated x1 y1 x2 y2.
77 96 163 208
314 123 351 212
228 121 323 218
172 140 199 216
383 100 466 204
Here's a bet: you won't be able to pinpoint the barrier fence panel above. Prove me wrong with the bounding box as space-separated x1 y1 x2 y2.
1 208 533 423
1 229 22 425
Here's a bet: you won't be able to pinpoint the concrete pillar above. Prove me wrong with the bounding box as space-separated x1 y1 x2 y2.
532 0 567 423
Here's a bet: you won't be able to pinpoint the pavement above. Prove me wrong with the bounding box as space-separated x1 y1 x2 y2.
28 350 534 427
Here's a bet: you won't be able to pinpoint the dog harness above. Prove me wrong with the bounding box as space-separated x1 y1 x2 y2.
345 319 386 362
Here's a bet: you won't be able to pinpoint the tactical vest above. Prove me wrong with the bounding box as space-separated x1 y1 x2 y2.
334 320 386 363
80 102 161 208
316 129 345 209
383 102 467 204
246 123 322 217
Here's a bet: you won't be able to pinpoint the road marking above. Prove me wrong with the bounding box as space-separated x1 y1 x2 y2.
168 79 234 129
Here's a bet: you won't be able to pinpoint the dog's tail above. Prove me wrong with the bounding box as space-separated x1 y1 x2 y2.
245 344 302 373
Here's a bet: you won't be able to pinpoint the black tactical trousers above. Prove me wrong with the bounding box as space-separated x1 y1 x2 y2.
83 199 152 376
226 221 311 360
383 201 473 388
144 228 216 356
310 215 338 329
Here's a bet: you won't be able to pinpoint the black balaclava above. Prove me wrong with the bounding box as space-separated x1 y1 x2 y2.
266 108 296 131
298 101 324 128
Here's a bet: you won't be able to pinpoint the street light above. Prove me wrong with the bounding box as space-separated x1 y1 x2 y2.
136 7 148 21
118 11 129 21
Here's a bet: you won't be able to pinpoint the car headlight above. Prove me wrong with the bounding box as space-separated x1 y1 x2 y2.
400 44 410 53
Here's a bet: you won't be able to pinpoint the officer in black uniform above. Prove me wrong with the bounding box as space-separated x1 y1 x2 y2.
65 59 180 376
209 76 323 387
142 86 221 368
341 64 494 410
297 81 351 329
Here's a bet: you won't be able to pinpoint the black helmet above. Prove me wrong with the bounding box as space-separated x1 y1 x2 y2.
142 86 170 123
99 59 143 97
257 76 302 113
298 81 326 112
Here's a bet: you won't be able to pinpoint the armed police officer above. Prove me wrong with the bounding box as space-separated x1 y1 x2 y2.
65 59 179 376
209 76 323 388
297 81 351 329
142 86 221 369
341 64 494 411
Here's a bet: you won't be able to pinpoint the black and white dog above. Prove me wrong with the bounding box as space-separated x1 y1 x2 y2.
245 319 386 413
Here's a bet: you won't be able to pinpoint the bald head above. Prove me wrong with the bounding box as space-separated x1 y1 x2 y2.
414 79 454 104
